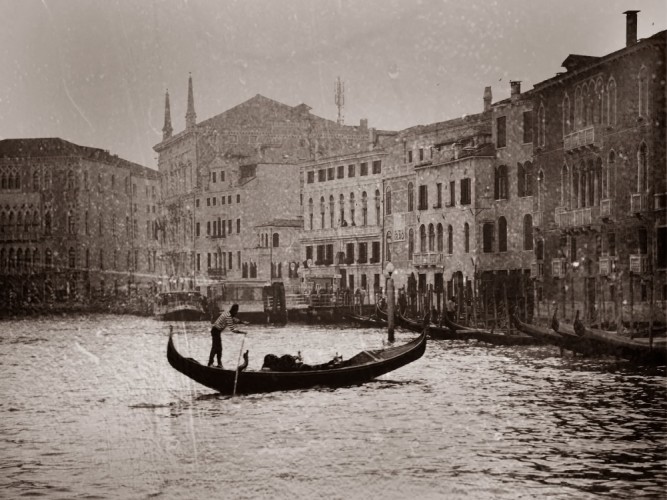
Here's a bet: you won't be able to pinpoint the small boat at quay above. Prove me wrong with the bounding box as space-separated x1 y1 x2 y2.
342 311 387 328
167 327 427 395
511 314 667 364
154 291 207 321
440 312 542 346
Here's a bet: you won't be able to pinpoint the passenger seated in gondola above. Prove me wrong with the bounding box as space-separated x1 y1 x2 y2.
261 351 343 371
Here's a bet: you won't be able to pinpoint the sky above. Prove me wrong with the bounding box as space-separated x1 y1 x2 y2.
1 0 665 168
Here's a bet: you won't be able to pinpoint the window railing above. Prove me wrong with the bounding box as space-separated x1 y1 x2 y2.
551 258 567 278
600 198 612 218
564 125 597 151
413 252 447 266
629 254 648 274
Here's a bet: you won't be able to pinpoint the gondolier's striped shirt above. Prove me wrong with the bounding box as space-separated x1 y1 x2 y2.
212 311 240 332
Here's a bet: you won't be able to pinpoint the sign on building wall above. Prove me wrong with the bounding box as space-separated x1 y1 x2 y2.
392 213 405 242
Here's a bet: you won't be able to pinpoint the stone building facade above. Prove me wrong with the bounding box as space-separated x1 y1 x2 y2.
0 138 159 307
299 150 387 297
531 12 666 325
153 76 373 295
381 100 494 313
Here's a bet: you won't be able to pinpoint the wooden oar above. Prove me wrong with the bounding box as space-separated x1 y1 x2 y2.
232 331 247 398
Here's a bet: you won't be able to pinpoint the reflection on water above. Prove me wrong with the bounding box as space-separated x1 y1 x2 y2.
0 315 665 499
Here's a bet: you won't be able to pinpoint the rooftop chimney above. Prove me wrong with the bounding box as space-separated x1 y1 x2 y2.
624 10 639 46
360 118 368 129
510 81 521 101
483 86 492 112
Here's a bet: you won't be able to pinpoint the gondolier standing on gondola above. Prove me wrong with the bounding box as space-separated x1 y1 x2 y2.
208 304 248 368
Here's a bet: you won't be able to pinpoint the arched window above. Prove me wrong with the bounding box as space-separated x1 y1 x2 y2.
464 223 470 253
585 82 593 127
8 248 15 269
517 162 525 197
0 212 5 234
605 150 615 199
374 189 380 225
33 171 40 191
33 248 39 269
594 78 603 124
523 214 533 251
1 173 6 189
16 212 22 235
447 225 453 254
638 66 649 118
498 217 507 252
535 238 544 261
44 211 51 235
419 224 426 253
273 233 279 247
17 248 23 270
428 223 435 252
308 198 313 230
0 248 5 271
638 142 648 192
587 160 595 208
69 247 76 269
407 182 414 212
572 169 579 209
67 171 75 190
349 193 355 225
386 231 392 261
607 77 617 126
340 194 345 225
68 211 75 234
437 223 444 252
320 196 325 228
362 192 368 226
494 165 508 200
330 195 335 228
8 212 14 235
408 228 414 260
386 188 392 215
85 248 90 269
561 164 570 208
563 94 571 135
595 157 603 205
524 161 533 196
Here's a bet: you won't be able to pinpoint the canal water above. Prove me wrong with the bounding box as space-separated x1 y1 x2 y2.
0 315 665 499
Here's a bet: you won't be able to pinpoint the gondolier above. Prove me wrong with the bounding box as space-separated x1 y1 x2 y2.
208 304 248 368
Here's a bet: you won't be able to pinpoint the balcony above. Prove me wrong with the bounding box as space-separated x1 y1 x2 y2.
598 256 617 276
629 254 648 274
630 193 647 214
551 258 567 279
600 199 612 219
532 211 543 228
207 268 226 279
413 252 447 267
555 207 599 230
564 126 599 152
530 261 544 279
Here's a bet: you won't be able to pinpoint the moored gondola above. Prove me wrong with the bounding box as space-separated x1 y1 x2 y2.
167 327 427 395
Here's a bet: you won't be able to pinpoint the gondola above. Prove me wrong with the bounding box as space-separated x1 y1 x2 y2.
167 327 427 395
440 311 543 346
375 306 457 339
341 311 387 328
511 313 664 361
566 319 667 365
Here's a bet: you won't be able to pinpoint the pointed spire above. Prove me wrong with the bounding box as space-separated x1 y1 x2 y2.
162 89 173 140
186 73 196 130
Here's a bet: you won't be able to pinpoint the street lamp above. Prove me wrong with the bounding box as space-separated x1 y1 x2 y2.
385 261 395 342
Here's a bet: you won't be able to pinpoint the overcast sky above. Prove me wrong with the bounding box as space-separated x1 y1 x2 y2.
1 0 665 168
